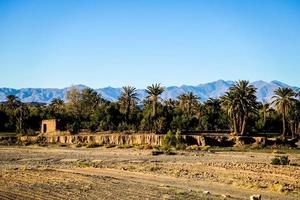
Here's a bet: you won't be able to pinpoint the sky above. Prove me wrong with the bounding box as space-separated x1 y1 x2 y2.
0 0 300 89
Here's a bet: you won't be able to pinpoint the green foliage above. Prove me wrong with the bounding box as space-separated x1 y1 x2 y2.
271 156 290 165
162 130 177 147
1 82 300 138
162 130 185 150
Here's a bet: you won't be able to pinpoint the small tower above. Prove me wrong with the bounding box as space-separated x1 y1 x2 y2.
41 119 57 135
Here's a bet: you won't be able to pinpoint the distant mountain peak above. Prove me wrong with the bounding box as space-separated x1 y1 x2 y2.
0 80 298 103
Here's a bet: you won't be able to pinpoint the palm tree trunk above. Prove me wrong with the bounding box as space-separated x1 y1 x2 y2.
233 114 238 135
263 112 267 132
152 100 157 118
238 114 242 134
241 115 247 135
282 113 286 138
297 122 300 138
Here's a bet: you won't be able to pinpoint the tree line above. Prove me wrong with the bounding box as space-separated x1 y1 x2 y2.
0 80 299 138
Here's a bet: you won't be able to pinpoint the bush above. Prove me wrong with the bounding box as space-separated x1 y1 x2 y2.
137 144 153 150
76 143 83 148
186 145 200 151
105 144 116 148
152 150 164 156
86 142 101 148
271 156 290 165
162 130 184 150
117 144 133 149
162 130 177 147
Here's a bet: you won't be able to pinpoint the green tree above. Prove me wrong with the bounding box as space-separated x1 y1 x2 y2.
288 100 300 138
177 92 199 117
272 87 296 138
118 86 139 123
256 102 271 132
145 84 164 132
6 95 21 110
221 80 258 135
145 83 165 118
15 103 30 134
203 98 227 131
48 98 65 118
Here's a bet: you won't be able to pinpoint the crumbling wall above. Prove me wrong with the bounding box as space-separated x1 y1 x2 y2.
16 134 300 148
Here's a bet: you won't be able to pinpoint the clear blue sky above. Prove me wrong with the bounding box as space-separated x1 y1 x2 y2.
0 0 300 89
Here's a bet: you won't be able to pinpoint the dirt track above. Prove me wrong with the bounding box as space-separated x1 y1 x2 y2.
0 146 299 200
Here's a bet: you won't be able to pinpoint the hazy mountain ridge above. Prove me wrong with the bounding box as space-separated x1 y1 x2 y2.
0 80 299 103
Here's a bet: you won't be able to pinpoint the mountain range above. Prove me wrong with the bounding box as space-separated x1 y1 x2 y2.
0 80 299 104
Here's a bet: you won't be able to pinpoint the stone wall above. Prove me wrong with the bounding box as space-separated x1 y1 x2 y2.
0 133 296 147
17 134 275 147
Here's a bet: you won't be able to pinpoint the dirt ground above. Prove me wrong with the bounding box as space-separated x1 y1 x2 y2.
0 145 299 200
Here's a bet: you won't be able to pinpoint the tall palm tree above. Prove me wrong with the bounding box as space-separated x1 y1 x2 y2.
50 98 64 109
259 102 271 131
272 87 296 137
205 98 222 130
220 91 238 134
145 83 165 118
288 100 300 138
221 80 258 135
177 92 199 117
295 90 300 100
6 95 21 110
164 98 176 109
49 98 65 118
118 86 139 122
15 103 29 133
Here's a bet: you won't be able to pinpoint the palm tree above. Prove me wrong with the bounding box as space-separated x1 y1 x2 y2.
81 88 102 111
288 100 300 138
205 98 222 130
177 92 199 117
15 103 29 134
295 90 300 100
272 87 296 138
6 95 21 110
118 86 139 122
49 98 65 118
50 98 64 109
221 91 238 134
145 83 165 118
164 98 176 110
221 80 258 135
259 102 271 131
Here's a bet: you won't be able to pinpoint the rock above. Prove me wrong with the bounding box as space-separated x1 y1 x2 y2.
250 194 261 200
203 191 210 195
221 194 230 199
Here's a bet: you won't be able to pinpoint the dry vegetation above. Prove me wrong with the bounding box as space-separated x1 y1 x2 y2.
0 145 299 200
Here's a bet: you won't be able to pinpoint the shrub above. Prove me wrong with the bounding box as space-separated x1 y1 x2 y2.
152 150 164 156
271 156 290 165
186 145 200 151
105 144 116 148
162 130 177 147
117 144 133 149
76 143 83 148
162 130 184 150
200 145 211 151
86 142 101 148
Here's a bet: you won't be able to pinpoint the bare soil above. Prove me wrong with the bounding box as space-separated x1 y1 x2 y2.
0 145 299 200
